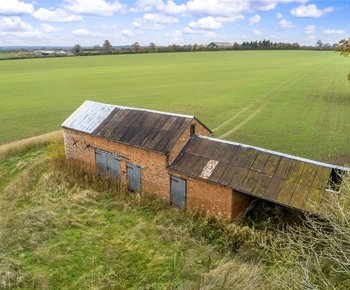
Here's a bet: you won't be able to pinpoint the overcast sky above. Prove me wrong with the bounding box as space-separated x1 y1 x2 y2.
0 0 348 46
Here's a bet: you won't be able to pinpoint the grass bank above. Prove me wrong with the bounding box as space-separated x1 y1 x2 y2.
1 139 350 289
0 142 270 289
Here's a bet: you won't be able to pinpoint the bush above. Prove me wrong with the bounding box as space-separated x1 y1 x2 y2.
265 172 350 289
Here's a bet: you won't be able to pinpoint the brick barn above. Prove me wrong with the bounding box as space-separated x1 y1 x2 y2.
62 100 347 220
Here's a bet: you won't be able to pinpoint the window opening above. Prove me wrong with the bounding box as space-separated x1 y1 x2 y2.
190 124 195 136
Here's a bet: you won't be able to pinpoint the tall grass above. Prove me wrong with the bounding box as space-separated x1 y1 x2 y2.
265 172 350 289
2 139 349 289
0 130 62 157
0 140 271 289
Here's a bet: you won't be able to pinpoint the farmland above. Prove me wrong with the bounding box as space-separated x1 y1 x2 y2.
0 51 349 163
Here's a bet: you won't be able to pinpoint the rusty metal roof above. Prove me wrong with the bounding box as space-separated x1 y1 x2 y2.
170 135 347 212
62 101 196 154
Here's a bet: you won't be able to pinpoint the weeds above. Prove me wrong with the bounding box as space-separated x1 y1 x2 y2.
0 141 271 289
265 172 350 290
5 139 348 289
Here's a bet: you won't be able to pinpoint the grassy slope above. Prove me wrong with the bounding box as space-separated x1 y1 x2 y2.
0 51 349 162
0 146 266 289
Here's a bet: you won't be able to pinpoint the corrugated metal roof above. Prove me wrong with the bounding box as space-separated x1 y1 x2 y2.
62 101 195 154
170 135 347 212
61 101 115 134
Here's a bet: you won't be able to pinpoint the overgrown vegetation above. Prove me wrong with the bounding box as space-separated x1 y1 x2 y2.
0 140 270 289
1 139 350 289
265 172 350 290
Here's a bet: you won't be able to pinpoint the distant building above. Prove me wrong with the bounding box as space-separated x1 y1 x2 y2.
34 50 68 56
62 101 348 221
207 42 233 49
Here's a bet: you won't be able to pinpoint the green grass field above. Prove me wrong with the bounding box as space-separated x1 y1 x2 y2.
1 51 349 163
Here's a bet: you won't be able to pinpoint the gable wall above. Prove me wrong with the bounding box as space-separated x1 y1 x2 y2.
168 119 212 164
64 128 170 199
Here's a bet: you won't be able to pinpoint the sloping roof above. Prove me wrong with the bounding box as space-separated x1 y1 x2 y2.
170 135 348 212
62 100 199 154
208 42 232 47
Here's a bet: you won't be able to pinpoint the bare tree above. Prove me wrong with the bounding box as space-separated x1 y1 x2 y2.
131 42 141 53
265 172 350 289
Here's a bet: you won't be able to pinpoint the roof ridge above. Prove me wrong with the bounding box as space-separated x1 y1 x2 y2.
197 135 349 171
85 100 194 119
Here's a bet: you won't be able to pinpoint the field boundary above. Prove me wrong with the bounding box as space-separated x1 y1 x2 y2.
0 130 62 156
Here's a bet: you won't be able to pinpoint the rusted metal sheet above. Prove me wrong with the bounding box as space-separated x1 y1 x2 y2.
169 135 342 213
63 101 194 154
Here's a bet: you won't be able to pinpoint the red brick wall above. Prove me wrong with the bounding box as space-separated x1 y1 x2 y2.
169 171 255 221
63 127 253 221
64 129 170 199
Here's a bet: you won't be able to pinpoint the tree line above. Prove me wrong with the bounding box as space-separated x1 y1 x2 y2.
71 39 341 56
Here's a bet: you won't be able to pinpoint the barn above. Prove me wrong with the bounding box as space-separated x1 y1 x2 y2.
62 100 347 220
62 101 212 199
207 42 233 49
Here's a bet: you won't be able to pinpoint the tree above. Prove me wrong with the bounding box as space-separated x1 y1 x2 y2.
316 39 323 49
131 42 141 53
336 38 350 81
72 44 82 55
102 40 113 53
148 42 157 53
336 38 350 57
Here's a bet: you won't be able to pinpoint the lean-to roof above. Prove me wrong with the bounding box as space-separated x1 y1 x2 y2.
170 135 347 212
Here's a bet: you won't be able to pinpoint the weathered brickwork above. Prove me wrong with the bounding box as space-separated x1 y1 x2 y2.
64 124 253 221
168 119 212 164
64 128 170 199
169 171 255 220
187 177 233 220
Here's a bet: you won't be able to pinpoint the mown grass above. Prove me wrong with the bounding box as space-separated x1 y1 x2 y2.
0 143 269 289
0 51 349 163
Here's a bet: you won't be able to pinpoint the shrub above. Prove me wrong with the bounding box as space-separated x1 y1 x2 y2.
265 172 350 290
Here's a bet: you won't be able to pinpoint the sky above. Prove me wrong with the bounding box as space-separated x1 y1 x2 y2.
0 0 348 46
